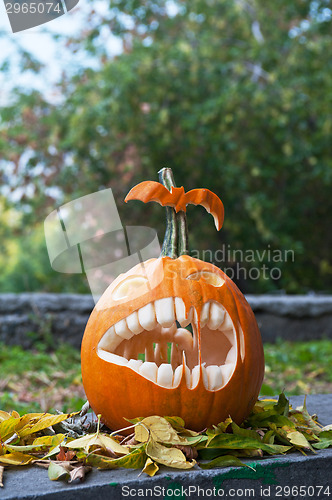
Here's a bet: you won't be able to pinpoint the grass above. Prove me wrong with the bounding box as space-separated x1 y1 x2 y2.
0 339 332 415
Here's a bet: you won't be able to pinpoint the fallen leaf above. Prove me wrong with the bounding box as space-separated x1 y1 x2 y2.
85 446 146 470
0 452 36 466
207 433 291 455
313 430 332 450
66 432 129 455
286 430 312 449
141 457 159 477
68 465 92 483
199 454 254 470
18 412 78 438
135 416 194 446
146 438 195 469
0 411 12 423
48 461 71 481
56 447 76 461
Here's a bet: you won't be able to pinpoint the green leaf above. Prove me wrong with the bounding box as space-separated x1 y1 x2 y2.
313 431 332 450
86 446 147 470
48 462 70 481
207 433 291 455
231 422 262 441
200 455 254 470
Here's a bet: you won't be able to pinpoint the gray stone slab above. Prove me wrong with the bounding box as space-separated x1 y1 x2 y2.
2 394 332 500
246 295 332 317
1 293 332 347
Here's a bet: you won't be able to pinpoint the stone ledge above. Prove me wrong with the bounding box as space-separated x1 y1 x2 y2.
1 294 332 348
247 295 332 317
2 395 332 500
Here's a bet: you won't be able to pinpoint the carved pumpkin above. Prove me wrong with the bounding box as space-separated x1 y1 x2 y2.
81 168 264 431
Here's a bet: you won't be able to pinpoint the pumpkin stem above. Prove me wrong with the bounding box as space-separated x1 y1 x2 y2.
158 168 178 258
158 167 189 258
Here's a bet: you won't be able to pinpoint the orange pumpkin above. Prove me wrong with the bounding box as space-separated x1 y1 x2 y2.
81 168 264 431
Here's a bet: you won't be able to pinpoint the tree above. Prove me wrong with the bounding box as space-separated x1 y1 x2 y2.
0 0 331 293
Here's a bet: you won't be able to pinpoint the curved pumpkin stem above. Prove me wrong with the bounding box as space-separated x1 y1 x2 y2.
158 168 178 259
158 168 189 258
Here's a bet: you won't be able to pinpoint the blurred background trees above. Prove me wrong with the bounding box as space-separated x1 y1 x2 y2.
0 0 331 294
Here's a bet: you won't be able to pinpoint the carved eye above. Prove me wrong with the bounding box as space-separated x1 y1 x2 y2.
112 276 150 301
186 271 225 287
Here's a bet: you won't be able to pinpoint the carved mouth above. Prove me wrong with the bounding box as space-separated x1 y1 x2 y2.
97 297 237 391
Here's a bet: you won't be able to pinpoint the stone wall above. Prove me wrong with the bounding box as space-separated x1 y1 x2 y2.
0 293 331 348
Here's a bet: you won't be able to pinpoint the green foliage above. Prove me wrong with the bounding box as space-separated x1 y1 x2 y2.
0 0 332 292
0 342 84 414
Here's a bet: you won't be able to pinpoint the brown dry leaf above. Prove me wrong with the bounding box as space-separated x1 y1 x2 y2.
68 465 92 483
0 465 4 487
56 447 76 462
173 444 198 460
141 458 159 477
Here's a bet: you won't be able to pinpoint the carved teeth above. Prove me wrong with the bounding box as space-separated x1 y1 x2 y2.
225 346 237 364
200 302 210 327
206 365 223 390
174 297 192 327
138 303 157 331
126 311 144 335
97 297 237 391
208 302 225 330
139 361 158 382
174 328 193 351
97 349 128 366
127 359 143 371
155 298 175 327
115 318 133 339
220 363 234 386
221 313 234 331
191 364 208 389
173 364 191 387
98 326 123 352
157 363 174 388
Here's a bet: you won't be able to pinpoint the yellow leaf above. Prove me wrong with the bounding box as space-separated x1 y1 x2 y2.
287 431 311 449
6 434 65 454
146 438 195 469
0 417 20 442
66 433 129 456
0 452 35 466
0 411 12 423
32 434 65 448
18 412 78 438
142 457 159 477
135 416 187 445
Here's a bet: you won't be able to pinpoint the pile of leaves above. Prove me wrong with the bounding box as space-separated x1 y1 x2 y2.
1 393 332 486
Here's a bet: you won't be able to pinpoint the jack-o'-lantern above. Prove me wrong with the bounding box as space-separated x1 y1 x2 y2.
81 168 264 431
